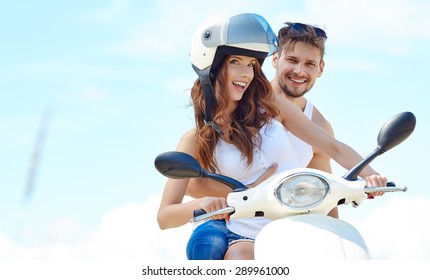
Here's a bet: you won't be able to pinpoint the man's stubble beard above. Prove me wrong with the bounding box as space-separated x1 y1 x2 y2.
277 75 308 99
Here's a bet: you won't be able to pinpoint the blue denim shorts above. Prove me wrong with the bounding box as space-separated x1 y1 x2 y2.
186 219 253 260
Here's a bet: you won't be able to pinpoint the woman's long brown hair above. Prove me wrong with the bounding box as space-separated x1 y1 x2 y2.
191 55 279 172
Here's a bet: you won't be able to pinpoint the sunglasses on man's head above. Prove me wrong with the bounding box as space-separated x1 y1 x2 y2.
286 22 327 39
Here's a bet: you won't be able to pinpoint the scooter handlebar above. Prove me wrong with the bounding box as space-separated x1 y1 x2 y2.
364 181 407 193
190 207 235 223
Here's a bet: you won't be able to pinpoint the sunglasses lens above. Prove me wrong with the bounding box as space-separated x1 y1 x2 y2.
314 28 327 38
289 23 326 39
291 23 307 33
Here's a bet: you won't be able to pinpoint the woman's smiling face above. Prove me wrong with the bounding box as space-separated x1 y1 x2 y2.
225 55 256 102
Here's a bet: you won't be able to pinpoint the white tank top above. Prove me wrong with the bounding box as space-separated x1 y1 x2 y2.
286 100 314 167
217 120 301 239
215 119 300 185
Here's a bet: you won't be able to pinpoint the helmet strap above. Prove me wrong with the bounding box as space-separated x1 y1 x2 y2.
194 67 223 135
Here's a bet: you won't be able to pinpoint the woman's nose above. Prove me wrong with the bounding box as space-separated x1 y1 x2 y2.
241 66 253 77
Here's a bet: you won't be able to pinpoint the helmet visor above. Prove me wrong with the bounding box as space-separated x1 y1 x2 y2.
226 13 278 56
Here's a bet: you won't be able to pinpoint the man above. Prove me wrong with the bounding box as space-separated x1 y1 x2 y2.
271 22 338 218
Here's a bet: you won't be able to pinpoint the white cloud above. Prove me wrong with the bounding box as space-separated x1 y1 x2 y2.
82 197 190 259
44 218 82 244
351 195 430 259
0 195 190 260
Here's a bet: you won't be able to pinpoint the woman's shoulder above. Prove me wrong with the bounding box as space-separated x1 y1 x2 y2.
175 128 199 154
179 128 197 142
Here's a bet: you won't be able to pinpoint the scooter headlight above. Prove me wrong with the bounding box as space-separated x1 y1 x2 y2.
274 173 329 209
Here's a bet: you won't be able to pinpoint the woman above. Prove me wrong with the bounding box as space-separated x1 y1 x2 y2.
157 12 387 260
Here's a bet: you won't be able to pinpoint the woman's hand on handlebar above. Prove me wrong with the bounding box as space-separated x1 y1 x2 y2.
198 197 230 221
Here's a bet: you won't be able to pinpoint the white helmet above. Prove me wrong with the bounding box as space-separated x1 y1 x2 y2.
189 12 278 133
190 12 278 75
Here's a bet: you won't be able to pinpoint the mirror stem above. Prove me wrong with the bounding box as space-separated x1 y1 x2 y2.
343 147 383 181
205 173 247 191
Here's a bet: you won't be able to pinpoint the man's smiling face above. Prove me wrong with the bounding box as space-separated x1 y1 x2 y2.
273 41 324 98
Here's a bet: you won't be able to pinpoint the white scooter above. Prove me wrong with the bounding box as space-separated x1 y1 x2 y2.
155 111 416 260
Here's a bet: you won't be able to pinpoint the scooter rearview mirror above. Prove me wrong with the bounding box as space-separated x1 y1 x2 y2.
376 111 416 153
154 151 247 191
344 111 416 181
154 151 204 179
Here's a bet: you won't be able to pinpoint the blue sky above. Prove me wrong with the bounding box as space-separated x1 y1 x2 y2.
0 0 429 260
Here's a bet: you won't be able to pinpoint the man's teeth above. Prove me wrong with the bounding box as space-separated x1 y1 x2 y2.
290 78 305 83
233 81 246 87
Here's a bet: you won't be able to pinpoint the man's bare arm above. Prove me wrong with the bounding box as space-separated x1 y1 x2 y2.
309 106 338 218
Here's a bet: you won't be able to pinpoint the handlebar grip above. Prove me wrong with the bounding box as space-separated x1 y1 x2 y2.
193 209 207 217
387 181 396 187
